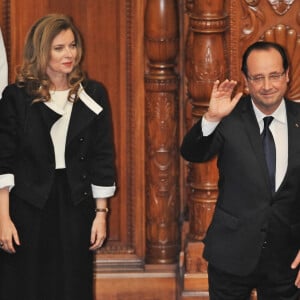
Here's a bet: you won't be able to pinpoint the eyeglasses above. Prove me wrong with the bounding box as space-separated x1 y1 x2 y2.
247 71 286 84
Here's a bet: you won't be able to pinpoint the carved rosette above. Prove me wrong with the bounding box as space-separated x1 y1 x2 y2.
268 0 295 15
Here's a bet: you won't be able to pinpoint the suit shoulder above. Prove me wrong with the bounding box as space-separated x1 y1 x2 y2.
286 98 300 107
82 79 107 95
1 84 31 105
2 83 25 96
81 79 109 105
224 95 250 118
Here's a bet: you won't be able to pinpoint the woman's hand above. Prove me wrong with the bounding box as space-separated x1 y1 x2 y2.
0 215 20 254
89 213 107 251
0 187 20 254
291 250 300 287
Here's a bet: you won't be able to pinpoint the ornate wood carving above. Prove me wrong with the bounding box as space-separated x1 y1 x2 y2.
229 0 300 98
262 24 300 100
268 0 295 15
144 0 180 264
183 0 228 271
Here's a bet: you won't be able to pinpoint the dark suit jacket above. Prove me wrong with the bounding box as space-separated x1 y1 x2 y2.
0 80 116 209
181 96 300 276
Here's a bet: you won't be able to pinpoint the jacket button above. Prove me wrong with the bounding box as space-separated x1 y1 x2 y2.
83 191 88 196
81 174 87 180
79 156 85 161
79 137 84 142
262 240 268 249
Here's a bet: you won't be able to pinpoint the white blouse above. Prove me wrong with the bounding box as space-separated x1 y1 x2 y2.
45 89 72 169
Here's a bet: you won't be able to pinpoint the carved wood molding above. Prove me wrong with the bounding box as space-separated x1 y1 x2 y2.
144 0 180 264
262 24 300 100
97 0 144 257
268 0 295 16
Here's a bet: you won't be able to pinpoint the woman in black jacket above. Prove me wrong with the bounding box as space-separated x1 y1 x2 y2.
0 14 116 300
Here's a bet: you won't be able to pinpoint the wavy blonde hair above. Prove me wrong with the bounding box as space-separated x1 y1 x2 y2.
16 14 85 102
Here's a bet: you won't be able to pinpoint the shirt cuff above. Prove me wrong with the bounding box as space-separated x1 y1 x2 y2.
201 116 220 136
0 174 15 191
92 184 116 199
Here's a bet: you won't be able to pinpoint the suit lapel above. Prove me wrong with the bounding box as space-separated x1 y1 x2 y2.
37 101 62 131
66 100 96 144
282 100 300 183
66 85 103 145
240 97 271 189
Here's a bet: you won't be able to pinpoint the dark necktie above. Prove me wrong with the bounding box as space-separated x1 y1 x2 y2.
261 116 276 192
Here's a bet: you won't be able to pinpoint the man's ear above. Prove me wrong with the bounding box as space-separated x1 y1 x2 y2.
286 67 290 83
242 73 248 85
242 73 249 93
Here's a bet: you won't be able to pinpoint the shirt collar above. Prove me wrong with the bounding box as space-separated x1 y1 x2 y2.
251 97 287 125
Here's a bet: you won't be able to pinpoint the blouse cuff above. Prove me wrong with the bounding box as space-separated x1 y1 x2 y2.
92 184 116 199
0 174 15 191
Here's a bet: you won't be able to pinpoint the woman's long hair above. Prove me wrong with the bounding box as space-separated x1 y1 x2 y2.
16 14 85 102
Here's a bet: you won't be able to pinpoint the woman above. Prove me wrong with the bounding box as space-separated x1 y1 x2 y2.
0 14 116 300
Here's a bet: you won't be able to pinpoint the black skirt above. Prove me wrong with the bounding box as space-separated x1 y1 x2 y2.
0 169 95 300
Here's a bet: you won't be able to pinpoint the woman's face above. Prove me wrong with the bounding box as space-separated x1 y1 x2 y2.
46 28 77 79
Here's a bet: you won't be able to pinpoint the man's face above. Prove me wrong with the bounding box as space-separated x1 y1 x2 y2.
243 48 289 115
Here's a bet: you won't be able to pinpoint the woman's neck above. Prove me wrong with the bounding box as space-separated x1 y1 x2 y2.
48 72 69 91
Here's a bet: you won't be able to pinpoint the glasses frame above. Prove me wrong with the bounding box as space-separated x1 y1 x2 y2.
247 70 286 85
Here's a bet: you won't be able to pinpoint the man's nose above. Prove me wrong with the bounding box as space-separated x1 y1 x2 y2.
262 77 272 89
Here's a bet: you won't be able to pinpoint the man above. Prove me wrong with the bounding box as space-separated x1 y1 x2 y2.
0 27 7 95
181 41 300 299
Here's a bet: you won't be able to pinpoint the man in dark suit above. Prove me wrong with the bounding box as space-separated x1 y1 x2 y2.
181 41 300 299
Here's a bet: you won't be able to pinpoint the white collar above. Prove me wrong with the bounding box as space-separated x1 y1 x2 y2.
78 84 103 115
44 84 103 115
252 98 287 125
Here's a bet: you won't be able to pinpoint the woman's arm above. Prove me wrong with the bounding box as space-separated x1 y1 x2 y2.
89 198 108 251
0 187 20 253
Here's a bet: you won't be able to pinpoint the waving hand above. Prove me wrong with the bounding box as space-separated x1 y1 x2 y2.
204 80 243 122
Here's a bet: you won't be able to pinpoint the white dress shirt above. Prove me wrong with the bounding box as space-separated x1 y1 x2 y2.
202 99 288 191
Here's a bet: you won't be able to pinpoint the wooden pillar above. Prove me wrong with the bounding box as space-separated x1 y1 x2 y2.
180 0 228 297
144 0 180 264
186 0 228 241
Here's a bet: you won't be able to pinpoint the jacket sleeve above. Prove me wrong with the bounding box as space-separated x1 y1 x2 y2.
0 86 20 176
88 82 116 190
180 116 223 163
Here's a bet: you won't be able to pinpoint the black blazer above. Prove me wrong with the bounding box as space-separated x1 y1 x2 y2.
0 80 116 208
181 96 300 276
